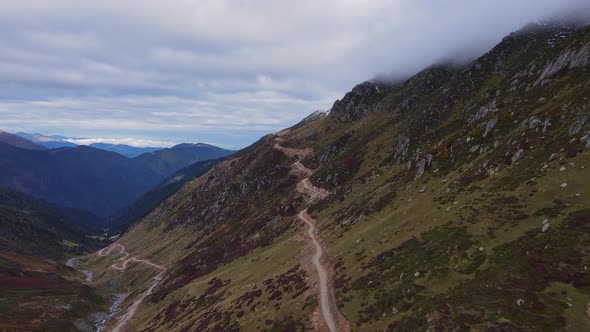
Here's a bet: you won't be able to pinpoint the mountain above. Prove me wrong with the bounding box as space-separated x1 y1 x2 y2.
0 130 46 150
133 143 234 175
0 188 104 258
107 158 223 232
16 132 77 149
0 188 107 330
77 22 590 331
0 143 233 218
0 143 159 218
89 143 162 158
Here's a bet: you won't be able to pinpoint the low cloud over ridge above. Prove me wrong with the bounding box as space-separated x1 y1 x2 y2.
0 0 588 148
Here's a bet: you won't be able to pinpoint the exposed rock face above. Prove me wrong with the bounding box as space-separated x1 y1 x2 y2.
393 135 411 164
469 102 497 124
512 149 525 164
329 81 392 122
535 42 590 85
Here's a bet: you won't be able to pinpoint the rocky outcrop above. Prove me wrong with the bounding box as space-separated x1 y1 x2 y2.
535 42 590 85
329 81 392 122
393 134 411 164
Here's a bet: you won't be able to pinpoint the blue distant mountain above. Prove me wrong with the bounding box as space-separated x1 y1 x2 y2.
0 131 46 150
88 143 162 158
16 132 77 149
0 140 234 217
15 132 166 157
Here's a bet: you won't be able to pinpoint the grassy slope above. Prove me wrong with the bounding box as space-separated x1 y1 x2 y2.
84 23 590 331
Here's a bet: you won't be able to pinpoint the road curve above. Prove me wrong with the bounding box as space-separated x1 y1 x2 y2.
97 243 166 332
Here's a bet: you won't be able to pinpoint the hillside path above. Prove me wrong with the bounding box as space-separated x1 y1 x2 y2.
97 243 166 332
273 140 349 332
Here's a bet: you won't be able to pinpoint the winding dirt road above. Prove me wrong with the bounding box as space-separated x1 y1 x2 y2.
97 243 166 332
298 209 338 332
273 140 349 332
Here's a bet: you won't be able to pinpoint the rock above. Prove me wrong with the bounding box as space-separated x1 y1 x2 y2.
479 247 485 252
569 115 588 136
512 149 525 163
520 116 542 131
542 223 550 233
483 117 498 137
419 186 427 193
394 135 411 164
549 153 558 161
391 308 399 315
542 219 549 225
469 102 497 123
517 299 525 306
560 183 568 188
426 154 433 167
560 166 566 171
329 81 392 122
415 159 427 180
414 271 420 277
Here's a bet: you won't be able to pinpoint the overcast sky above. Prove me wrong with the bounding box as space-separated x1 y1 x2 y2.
0 0 588 148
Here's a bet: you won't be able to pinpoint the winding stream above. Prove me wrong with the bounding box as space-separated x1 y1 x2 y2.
66 257 94 282
66 257 125 331
95 293 126 332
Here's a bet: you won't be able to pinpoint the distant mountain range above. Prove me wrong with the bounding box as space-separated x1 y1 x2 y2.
0 131 46 150
15 132 77 149
86 142 161 158
15 132 165 157
0 138 234 218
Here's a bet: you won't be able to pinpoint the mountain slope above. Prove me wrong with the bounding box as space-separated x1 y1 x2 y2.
81 22 590 331
133 143 234 176
0 188 104 258
107 158 223 232
0 189 107 330
0 131 46 150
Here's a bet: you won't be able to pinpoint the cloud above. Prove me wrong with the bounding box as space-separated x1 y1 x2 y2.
64 137 176 148
0 0 588 148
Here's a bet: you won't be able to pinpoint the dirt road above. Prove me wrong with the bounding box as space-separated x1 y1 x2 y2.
97 243 166 332
298 209 338 332
273 140 349 332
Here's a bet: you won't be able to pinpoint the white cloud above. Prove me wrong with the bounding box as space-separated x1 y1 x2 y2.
64 137 176 148
0 0 588 147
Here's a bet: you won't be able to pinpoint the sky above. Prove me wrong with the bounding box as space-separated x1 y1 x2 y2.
0 1 588 149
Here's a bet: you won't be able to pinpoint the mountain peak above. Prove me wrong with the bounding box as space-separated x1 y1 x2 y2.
328 81 395 123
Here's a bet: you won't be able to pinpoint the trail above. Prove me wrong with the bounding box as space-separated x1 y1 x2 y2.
97 243 166 332
273 140 349 332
